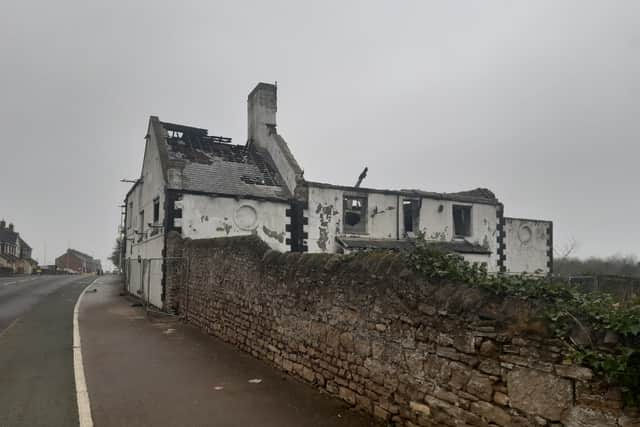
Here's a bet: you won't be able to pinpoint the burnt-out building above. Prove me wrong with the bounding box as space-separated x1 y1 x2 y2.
55 249 101 274
0 220 36 274
124 82 553 309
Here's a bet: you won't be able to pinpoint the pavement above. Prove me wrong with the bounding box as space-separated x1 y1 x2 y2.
80 276 379 427
0 274 96 427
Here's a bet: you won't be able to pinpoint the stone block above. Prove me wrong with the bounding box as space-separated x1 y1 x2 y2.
339 332 355 352
507 368 572 421
409 401 431 417
562 405 618 427
339 386 356 406
554 364 593 381
466 372 493 401
470 401 512 426
493 391 509 406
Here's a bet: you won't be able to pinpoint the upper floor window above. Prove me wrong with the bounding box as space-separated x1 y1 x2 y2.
343 195 367 234
153 197 160 223
139 210 144 241
127 202 133 228
403 199 420 236
453 205 472 238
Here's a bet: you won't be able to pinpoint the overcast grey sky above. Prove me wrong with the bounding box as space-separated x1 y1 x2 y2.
1 0 638 268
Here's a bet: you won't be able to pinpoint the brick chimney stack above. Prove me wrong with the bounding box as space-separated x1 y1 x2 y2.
8 223 14 231
0 220 5 229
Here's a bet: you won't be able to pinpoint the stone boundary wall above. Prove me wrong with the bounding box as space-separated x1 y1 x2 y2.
165 233 639 427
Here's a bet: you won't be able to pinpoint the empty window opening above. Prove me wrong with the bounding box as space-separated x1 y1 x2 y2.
127 202 133 228
139 210 144 241
343 196 367 234
453 205 472 238
403 199 420 236
153 198 160 223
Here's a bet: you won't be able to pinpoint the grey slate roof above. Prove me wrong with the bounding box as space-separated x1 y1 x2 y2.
160 121 290 201
0 229 18 245
425 240 492 255
336 237 491 255
18 237 30 250
336 237 415 251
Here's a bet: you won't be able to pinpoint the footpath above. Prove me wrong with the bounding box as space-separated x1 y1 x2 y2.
80 276 378 427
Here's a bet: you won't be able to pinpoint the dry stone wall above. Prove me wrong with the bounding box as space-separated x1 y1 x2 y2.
166 233 639 427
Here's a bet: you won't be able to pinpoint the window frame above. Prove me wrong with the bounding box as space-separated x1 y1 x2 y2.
452 204 472 238
153 197 160 224
138 210 145 241
402 198 421 236
127 202 133 229
342 194 368 234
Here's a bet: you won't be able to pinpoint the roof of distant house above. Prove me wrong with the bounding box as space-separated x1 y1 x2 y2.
18 237 31 250
155 120 290 202
0 228 18 245
63 249 100 265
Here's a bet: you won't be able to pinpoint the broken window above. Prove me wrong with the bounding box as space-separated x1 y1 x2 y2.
343 195 367 234
153 197 160 223
453 205 472 238
403 199 420 236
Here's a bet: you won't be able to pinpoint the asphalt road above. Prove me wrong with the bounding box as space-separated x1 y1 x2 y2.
0 274 95 427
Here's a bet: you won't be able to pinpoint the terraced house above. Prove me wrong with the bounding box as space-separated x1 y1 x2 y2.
0 220 36 274
123 83 553 310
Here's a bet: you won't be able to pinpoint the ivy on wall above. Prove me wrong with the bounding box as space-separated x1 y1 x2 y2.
404 240 640 405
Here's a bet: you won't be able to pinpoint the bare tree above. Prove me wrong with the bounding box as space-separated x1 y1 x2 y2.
555 236 578 260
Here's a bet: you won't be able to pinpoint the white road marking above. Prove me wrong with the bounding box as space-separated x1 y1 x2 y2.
74 278 99 427
0 317 21 340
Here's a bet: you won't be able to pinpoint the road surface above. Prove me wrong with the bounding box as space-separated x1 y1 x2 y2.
0 274 378 427
0 274 94 427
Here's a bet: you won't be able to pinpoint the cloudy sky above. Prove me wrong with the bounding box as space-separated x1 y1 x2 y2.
1 0 638 267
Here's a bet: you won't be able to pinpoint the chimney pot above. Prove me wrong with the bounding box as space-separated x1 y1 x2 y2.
8 223 13 231
0 220 5 229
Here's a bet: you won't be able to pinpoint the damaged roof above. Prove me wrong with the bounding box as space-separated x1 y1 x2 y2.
158 121 290 201
306 181 499 205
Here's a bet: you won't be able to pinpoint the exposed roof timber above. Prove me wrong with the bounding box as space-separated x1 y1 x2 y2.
161 121 208 136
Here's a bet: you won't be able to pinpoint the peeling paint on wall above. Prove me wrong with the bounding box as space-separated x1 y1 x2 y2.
424 227 448 241
370 205 395 218
216 222 232 235
317 204 338 252
262 225 285 243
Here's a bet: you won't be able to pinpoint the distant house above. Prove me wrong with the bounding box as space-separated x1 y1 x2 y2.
0 220 37 274
55 249 101 274
124 82 553 310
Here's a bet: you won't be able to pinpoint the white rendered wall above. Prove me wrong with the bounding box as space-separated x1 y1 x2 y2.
179 194 290 253
504 218 551 275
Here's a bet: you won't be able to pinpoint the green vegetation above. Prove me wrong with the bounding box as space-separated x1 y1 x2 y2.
404 241 640 405
555 254 640 278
